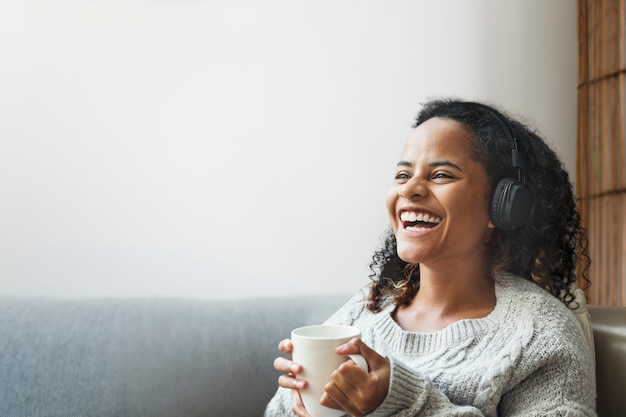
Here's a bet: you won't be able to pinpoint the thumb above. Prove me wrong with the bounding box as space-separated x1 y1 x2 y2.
334 337 391 407
336 338 387 370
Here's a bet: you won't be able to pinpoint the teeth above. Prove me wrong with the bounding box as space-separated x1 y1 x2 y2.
400 211 441 224
405 226 430 232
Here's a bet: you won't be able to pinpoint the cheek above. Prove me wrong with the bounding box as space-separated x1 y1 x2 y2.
458 193 493 229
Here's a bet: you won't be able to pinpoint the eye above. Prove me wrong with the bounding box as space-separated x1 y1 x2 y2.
394 171 411 183
432 171 455 181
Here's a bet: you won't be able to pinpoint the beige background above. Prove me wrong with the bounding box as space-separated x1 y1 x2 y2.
0 0 577 299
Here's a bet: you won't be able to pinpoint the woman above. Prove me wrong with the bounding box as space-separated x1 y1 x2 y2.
265 99 596 416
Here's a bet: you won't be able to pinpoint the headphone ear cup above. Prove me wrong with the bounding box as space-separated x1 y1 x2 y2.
490 178 533 231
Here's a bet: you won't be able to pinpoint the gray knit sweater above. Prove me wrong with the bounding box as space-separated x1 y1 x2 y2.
264 272 597 416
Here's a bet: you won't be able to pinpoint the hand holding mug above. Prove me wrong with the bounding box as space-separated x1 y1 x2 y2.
290 325 369 417
274 324 389 417
273 338 312 416
320 337 390 417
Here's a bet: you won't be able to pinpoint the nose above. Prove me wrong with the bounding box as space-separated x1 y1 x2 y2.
399 176 428 200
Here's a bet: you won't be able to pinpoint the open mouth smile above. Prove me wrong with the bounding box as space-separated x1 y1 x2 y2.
400 210 442 232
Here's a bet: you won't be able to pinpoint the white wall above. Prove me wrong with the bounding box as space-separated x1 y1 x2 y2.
0 0 577 299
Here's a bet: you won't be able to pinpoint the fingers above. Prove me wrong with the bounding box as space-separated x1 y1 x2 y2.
291 390 314 417
323 362 367 412
273 356 301 373
278 373 307 390
336 338 385 369
319 392 342 412
274 356 306 389
274 337 308 390
322 367 372 417
278 338 293 354
323 338 390 417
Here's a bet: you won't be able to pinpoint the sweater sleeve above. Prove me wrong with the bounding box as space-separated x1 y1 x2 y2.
264 387 295 417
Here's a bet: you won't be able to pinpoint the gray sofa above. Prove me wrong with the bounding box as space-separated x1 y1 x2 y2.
0 294 624 417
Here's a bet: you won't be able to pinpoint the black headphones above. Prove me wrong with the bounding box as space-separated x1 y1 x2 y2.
469 102 533 231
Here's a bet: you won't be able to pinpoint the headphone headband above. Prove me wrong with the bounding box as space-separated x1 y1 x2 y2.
465 101 533 230
466 102 525 182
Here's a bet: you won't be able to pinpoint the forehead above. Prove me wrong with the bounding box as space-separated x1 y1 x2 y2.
401 117 476 159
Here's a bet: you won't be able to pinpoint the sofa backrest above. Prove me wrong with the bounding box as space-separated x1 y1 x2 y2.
0 296 623 416
0 295 348 417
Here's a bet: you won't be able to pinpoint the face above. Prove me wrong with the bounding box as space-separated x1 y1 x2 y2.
386 117 496 267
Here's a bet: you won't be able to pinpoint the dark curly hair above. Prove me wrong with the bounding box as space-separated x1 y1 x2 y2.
367 98 590 312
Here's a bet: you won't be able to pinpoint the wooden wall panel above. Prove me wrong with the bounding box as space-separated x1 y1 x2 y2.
577 0 626 306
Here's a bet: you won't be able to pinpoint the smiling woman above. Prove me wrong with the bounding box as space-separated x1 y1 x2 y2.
368 100 589 314
386 117 496 280
266 99 596 417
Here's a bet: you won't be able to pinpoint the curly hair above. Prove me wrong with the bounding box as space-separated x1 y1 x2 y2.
367 98 590 312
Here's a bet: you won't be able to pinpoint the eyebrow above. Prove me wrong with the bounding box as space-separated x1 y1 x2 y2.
396 160 463 171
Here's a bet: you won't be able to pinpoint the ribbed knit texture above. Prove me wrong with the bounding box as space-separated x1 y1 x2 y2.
264 272 597 416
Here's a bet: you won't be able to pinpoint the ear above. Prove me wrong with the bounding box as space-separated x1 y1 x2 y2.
483 219 497 246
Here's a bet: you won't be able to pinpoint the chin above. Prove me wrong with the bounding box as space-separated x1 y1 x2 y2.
396 246 424 265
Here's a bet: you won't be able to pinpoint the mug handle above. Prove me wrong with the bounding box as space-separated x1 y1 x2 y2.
347 353 369 373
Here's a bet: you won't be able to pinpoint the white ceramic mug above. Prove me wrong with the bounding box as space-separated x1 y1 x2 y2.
291 324 369 417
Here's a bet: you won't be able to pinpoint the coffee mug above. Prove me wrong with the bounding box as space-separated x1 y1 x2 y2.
291 324 369 417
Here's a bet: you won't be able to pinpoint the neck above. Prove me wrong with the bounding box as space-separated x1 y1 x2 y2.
394 261 496 332
417 262 495 310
